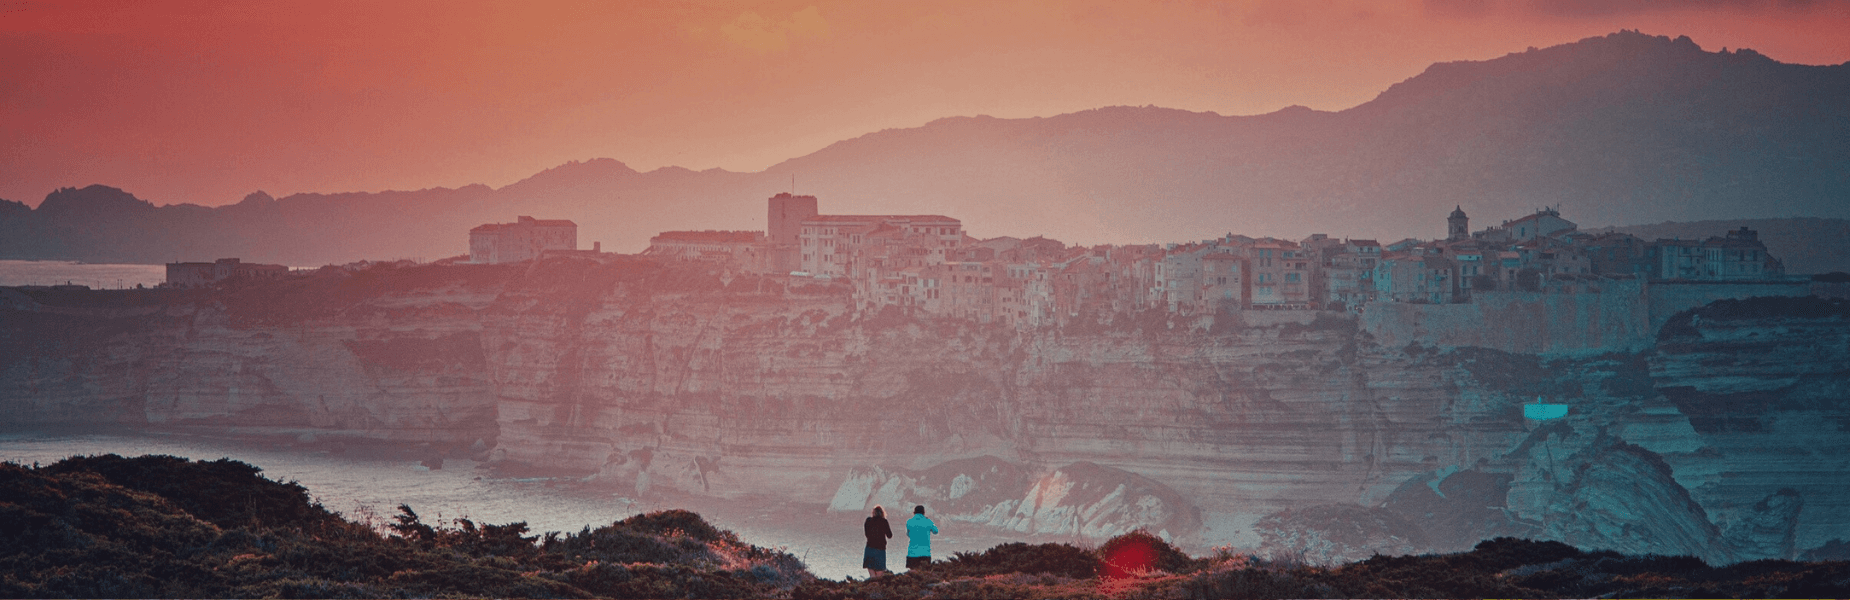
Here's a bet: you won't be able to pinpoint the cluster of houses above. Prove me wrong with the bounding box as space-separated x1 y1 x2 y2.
1355 206 1781 305
643 194 1787 328
159 196 1787 320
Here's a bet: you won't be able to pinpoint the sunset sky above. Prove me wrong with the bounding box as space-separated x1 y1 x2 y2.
3 0 1848 208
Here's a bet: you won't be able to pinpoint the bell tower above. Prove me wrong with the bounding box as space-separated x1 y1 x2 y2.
1448 205 1469 241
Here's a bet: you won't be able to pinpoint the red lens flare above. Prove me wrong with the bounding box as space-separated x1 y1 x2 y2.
1101 537 1158 579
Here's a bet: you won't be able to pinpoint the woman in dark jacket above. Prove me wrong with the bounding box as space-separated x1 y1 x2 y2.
863 505 893 578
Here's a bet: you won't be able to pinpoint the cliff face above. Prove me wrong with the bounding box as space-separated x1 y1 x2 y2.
4 258 1846 563
0 267 509 449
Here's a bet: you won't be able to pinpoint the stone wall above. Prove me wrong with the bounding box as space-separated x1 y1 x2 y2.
1360 279 1813 356
1360 280 1652 355
1648 280 1812 331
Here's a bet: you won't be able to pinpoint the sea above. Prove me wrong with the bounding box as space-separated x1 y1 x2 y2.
0 433 1016 581
0 260 168 289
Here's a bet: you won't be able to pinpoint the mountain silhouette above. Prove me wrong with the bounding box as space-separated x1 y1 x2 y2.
2 30 1845 266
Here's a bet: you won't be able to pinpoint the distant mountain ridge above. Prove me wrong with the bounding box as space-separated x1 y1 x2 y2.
1 30 1845 266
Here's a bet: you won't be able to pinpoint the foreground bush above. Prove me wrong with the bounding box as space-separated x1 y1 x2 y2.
0 454 809 598
795 531 1850 599
5 455 1848 598
921 541 1100 579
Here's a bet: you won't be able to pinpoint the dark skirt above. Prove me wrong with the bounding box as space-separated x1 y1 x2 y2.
862 547 887 571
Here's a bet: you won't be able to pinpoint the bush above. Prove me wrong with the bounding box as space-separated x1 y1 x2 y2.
1097 529 1196 578
924 542 1098 579
11 454 1850 598
1460 536 1585 571
0 456 808 599
610 508 734 543
41 454 342 532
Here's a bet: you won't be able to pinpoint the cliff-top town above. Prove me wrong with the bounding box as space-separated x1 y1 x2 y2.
438 192 1780 329
158 192 1786 327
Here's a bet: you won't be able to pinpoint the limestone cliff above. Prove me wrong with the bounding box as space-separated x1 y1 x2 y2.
3 257 1845 563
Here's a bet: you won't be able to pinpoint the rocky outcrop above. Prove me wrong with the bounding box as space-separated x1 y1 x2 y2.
0 266 511 453
1254 503 1428 563
827 458 1198 542
4 258 1847 562
1537 438 1727 564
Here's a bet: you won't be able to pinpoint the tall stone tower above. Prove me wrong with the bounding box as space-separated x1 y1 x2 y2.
1448 205 1469 241
767 192 818 272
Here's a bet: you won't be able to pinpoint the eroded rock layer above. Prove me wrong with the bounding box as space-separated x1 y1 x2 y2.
3 258 1846 562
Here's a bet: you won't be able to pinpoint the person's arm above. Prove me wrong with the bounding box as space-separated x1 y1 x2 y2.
931 520 939 534
884 520 892 539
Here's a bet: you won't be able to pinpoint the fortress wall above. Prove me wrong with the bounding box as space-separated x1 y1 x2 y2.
1361 280 1652 355
1363 279 1816 355
1647 280 1812 331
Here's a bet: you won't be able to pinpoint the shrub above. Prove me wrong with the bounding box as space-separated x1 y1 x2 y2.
925 542 1098 579
1097 529 1196 578
0 456 808 599
12 453 1849 598
611 508 734 543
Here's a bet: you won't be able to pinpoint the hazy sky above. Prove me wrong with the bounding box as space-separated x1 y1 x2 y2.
3 0 1847 208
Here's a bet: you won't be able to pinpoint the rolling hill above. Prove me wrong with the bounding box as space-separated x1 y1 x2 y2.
2 30 1844 266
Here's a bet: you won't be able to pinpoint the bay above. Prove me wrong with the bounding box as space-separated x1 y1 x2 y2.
0 260 167 288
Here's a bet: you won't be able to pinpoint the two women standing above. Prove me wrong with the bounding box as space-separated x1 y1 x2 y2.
863 504 939 578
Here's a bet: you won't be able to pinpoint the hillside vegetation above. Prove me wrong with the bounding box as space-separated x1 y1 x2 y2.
0 454 807 598
3 454 1848 598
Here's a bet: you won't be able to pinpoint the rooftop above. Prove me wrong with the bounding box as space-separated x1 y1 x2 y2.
474 216 577 232
517 216 576 227
652 230 762 243
802 214 960 224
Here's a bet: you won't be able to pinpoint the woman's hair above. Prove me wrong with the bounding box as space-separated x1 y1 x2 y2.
872 505 884 518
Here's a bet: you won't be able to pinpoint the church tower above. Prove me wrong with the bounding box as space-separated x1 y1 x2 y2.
1448 205 1469 241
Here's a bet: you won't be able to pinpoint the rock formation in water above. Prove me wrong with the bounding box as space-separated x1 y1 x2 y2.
3 257 1847 563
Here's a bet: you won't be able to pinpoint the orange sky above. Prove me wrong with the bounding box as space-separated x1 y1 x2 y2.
3 0 1848 208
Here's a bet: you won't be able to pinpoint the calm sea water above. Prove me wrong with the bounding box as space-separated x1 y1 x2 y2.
0 433 1014 580
0 260 167 288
